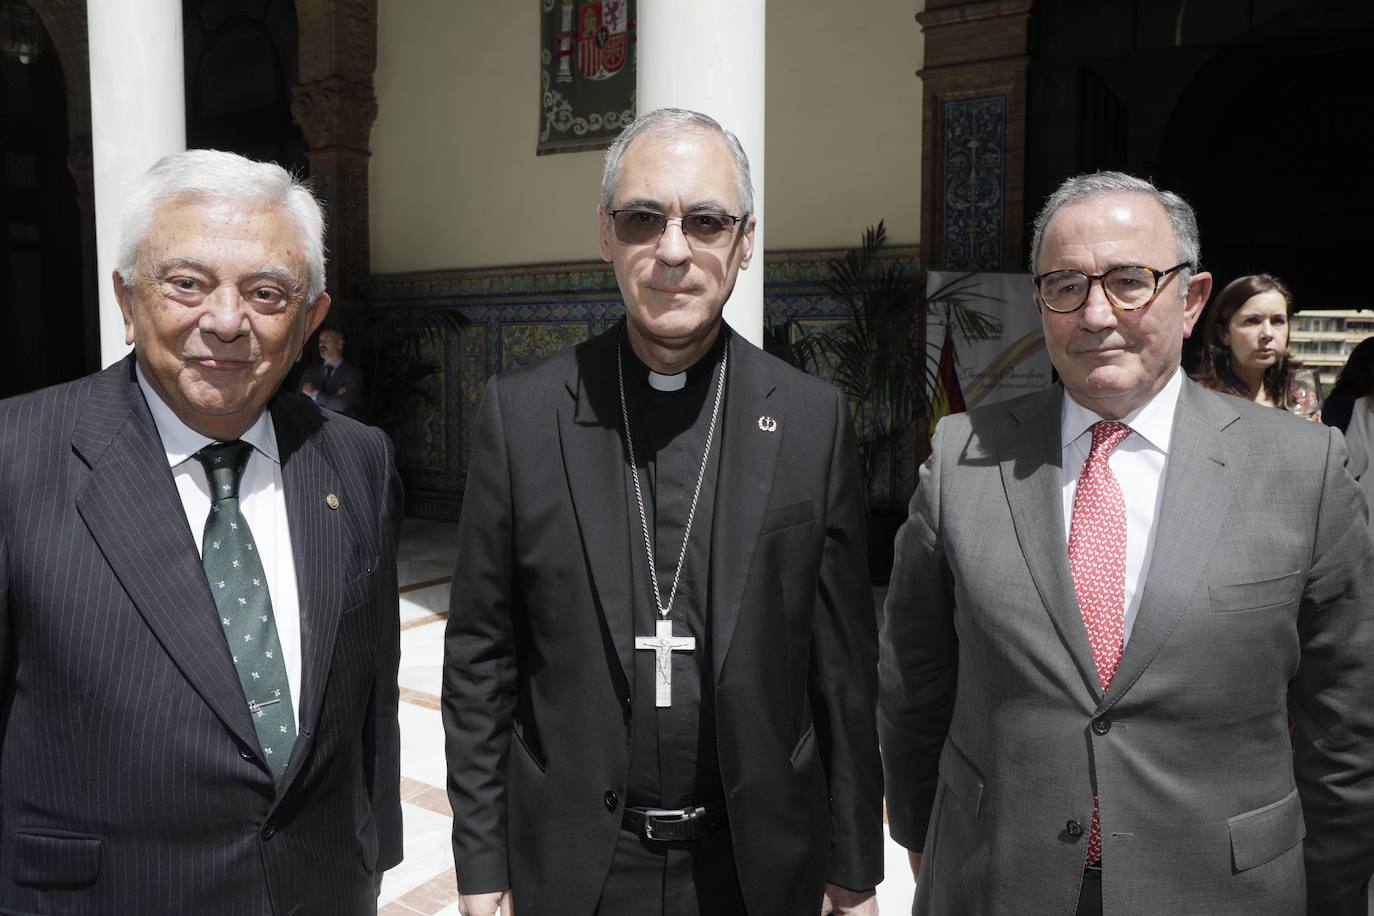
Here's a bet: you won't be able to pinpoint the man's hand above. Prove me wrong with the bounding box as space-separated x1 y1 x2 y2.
908 850 923 879
821 884 877 915
458 890 514 916
301 382 316 396
336 384 348 396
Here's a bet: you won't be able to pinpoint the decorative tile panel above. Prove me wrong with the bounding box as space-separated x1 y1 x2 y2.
941 95 1006 271
370 246 922 518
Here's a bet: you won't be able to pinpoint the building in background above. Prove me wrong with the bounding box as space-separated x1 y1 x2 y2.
1291 309 1374 390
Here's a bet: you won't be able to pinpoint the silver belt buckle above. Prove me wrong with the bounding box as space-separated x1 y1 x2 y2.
642 807 691 840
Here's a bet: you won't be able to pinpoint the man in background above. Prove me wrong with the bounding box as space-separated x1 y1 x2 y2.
301 326 363 416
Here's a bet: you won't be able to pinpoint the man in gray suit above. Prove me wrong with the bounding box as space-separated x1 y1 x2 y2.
880 171 1374 915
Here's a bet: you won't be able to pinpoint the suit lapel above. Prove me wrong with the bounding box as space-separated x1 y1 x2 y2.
708 334 782 679
273 396 346 791
559 329 636 683
999 386 1103 695
73 358 261 757
1104 380 1242 706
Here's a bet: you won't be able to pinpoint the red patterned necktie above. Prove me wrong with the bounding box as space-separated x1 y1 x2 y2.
1068 419 1132 865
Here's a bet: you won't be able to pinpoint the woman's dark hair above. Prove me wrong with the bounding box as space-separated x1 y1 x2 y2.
1328 336 1374 401
1195 273 1296 405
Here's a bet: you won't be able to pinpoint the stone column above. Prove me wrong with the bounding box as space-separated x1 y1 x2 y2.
636 0 766 346
291 0 378 303
916 0 1033 272
85 0 186 365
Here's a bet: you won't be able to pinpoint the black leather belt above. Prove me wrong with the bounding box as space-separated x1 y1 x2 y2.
623 803 728 842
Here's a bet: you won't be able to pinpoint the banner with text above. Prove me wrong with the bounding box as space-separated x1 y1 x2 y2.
927 271 1052 410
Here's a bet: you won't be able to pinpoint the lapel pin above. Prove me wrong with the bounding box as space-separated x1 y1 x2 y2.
757 416 778 433
325 493 340 510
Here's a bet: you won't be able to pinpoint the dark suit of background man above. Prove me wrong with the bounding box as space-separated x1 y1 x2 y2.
0 150 403 913
443 108 884 916
301 326 363 416
879 171 1374 915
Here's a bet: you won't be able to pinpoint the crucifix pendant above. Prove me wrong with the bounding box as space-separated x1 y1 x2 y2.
634 618 696 707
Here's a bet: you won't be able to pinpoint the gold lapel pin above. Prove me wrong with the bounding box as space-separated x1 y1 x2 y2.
758 416 778 432
326 493 340 510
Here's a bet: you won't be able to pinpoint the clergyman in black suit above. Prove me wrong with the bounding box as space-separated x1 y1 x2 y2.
301 326 364 416
443 108 884 916
0 149 403 913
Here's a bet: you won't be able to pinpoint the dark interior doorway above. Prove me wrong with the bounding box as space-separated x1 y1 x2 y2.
1026 0 1374 365
183 0 306 173
0 24 89 398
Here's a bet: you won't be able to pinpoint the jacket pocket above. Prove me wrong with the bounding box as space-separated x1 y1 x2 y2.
937 739 985 819
1229 787 1305 871
13 830 102 888
761 499 815 535
1208 571 1301 614
511 720 547 775
342 563 378 615
790 723 817 767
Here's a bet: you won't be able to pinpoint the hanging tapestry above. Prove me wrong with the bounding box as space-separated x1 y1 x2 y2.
538 0 636 155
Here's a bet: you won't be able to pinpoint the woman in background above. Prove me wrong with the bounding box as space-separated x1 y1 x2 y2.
1195 273 1297 409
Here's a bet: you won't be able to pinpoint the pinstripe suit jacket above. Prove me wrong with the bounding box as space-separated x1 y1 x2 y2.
0 355 403 915
880 379 1374 915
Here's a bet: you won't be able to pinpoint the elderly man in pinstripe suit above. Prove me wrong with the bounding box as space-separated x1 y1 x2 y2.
0 150 402 913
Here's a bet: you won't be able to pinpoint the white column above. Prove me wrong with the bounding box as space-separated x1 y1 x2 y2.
88 0 186 366
636 0 765 346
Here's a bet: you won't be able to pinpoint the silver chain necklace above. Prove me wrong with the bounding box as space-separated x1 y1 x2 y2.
616 335 728 622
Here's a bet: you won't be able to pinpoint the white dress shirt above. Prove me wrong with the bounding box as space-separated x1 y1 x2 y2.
136 365 303 721
1060 367 1183 645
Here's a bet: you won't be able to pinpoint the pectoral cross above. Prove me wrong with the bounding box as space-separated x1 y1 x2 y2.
635 618 695 707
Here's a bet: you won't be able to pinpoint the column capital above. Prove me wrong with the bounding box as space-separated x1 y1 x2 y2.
290 77 378 153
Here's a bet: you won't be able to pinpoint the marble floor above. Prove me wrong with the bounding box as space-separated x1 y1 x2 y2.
378 518 917 915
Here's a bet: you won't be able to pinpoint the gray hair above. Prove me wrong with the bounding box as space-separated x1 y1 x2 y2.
1029 171 1200 292
601 108 755 217
116 149 327 301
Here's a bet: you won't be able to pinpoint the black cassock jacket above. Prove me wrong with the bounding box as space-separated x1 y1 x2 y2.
443 323 884 915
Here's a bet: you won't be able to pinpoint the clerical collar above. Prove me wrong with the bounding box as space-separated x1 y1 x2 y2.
620 325 728 394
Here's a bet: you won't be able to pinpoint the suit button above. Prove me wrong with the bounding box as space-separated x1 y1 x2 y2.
262 822 276 840
1092 716 1111 735
603 791 618 812
238 746 254 761
1066 819 1083 838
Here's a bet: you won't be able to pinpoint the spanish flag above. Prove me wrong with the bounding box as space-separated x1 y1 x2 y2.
929 326 966 443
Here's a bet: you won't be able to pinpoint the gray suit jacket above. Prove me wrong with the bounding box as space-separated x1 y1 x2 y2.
879 378 1374 915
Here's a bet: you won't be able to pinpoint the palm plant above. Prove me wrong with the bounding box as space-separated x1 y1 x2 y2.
791 221 995 510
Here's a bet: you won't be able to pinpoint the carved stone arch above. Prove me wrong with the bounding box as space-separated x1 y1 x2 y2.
290 0 378 301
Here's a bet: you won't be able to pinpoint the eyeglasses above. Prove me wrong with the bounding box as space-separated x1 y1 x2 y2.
607 209 746 249
1033 263 1192 313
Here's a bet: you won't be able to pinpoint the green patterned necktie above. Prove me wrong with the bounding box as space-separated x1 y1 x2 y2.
195 441 296 783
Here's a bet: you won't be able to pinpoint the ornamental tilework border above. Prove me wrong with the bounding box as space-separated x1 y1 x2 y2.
369 247 921 519
941 95 1006 272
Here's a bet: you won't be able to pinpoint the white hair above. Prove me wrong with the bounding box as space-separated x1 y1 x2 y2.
601 108 755 217
1029 170 1201 291
116 149 327 301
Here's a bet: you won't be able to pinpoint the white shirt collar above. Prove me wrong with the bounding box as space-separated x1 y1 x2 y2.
1061 366 1184 455
135 361 279 467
